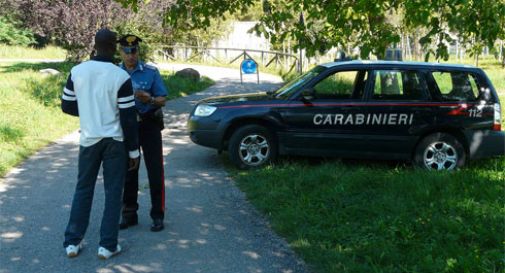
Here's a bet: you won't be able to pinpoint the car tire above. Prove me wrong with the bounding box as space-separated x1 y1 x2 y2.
228 125 277 169
414 132 466 170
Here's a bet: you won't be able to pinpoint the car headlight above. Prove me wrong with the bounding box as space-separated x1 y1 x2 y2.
194 104 217 117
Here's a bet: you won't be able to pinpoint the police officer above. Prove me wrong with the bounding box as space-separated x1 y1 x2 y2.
118 34 168 232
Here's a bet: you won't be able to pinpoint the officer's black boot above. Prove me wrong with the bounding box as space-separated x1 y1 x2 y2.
150 218 164 232
119 214 138 230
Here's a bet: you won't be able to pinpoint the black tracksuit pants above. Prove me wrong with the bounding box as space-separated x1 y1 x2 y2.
122 119 165 220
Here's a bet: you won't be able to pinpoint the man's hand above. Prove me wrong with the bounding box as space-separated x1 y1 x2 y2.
134 90 151 104
153 96 166 107
128 157 140 171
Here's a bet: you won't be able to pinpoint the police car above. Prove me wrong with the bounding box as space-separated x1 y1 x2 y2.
188 60 505 170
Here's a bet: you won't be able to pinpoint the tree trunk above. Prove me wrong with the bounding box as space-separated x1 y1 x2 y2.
500 41 505 68
406 35 412 60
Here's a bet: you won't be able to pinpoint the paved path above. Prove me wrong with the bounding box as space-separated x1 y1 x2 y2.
0 64 309 273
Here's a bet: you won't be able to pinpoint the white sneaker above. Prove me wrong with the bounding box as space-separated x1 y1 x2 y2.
65 244 81 258
97 245 121 259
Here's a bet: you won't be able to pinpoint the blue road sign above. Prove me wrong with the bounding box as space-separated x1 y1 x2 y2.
241 59 257 74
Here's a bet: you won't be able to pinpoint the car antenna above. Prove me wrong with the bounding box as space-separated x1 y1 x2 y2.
334 51 353 62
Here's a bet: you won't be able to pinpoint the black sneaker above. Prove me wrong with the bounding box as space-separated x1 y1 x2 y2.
150 218 164 232
119 215 138 230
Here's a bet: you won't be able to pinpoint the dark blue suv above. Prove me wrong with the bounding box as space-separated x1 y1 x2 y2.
188 60 504 170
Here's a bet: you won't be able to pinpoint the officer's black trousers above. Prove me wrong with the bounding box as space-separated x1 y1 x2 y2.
122 119 165 220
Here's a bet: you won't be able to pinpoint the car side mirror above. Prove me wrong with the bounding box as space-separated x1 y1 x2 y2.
301 88 314 101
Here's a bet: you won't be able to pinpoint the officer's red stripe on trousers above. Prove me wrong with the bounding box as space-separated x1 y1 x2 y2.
161 153 165 212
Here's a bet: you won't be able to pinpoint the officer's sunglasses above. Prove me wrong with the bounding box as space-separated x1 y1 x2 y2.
121 46 138 54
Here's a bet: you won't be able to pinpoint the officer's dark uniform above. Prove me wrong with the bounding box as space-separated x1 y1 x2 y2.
118 35 168 232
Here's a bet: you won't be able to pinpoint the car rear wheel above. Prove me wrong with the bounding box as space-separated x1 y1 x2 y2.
414 133 466 170
228 125 277 169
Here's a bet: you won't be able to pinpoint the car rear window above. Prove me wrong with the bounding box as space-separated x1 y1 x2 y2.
372 70 429 100
431 71 480 101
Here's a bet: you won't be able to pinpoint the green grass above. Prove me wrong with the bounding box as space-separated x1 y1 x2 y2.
0 45 66 59
231 157 504 273
160 70 214 99
0 62 78 176
0 61 214 177
482 67 505 96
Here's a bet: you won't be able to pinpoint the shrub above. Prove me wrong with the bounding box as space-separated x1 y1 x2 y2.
0 16 35 46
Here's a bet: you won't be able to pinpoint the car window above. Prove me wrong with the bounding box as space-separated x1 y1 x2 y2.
432 71 480 101
372 70 429 100
275 66 326 98
313 70 366 99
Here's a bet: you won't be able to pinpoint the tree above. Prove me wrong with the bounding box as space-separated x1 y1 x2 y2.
9 0 123 61
3 0 230 61
234 1 263 21
402 0 505 62
255 0 401 59
116 0 505 61
113 0 231 61
0 16 35 46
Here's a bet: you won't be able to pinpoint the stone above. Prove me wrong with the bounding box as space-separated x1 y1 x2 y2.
39 68 61 76
175 68 200 81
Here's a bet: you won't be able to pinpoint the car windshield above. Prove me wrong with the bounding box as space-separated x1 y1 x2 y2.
274 66 326 98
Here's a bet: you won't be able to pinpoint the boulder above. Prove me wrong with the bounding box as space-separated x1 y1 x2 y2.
39 68 61 76
175 68 200 81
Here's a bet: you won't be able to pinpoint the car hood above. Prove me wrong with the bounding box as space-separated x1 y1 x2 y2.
200 92 272 105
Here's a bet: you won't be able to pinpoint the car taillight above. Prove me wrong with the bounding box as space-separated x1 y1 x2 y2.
493 103 502 131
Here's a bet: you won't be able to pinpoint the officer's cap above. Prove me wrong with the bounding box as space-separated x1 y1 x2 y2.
118 34 142 54
118 34 142 47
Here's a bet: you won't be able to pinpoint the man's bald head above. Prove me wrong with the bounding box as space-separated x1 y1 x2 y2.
94 28 117 56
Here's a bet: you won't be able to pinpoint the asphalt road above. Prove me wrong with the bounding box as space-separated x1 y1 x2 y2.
0 64 310 273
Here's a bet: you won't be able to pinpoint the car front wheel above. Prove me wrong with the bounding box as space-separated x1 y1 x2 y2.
228 125 277 169
414 132 466 170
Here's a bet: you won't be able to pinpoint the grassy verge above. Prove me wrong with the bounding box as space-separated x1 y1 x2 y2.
0 45 66 59
231 158 504 273
0 62 77 176
0 61 214 177
160 70 214 99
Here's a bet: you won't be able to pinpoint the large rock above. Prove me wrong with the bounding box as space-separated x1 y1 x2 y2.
175 68 200 81
39 68 61 76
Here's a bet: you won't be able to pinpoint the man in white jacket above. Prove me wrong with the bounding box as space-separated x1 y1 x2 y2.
61 28 140 259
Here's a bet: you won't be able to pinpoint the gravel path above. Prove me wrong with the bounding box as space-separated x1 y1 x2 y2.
0 63 310 273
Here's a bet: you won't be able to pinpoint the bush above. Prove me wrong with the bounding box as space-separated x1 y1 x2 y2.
0 16 35 46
